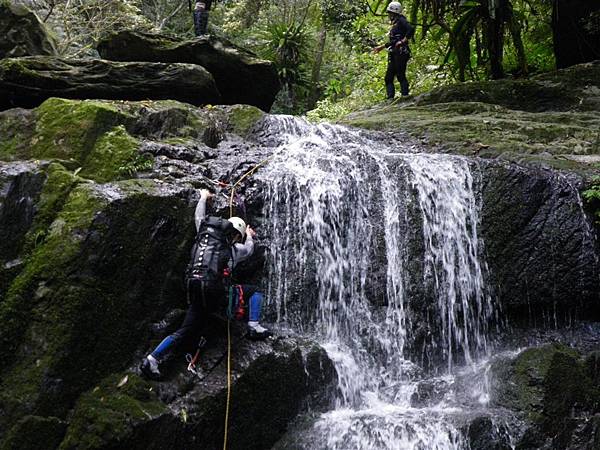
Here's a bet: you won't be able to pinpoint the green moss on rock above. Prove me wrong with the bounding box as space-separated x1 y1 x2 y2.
21 163 81 253
31 98 135 164
228 104 264 136
0 182 106 366
0 180 192 431
59 374 167 450
343 101 600 174
542 350 598 430
342 62 600 175
82 125 140 182
492 344 600 427
1 415 66 450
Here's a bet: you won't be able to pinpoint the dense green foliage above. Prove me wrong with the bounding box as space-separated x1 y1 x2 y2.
12 0 560 116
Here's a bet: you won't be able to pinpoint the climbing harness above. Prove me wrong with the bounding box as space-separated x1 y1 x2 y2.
226 285 245 321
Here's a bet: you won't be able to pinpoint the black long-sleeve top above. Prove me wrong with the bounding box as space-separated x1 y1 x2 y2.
385 15 415 51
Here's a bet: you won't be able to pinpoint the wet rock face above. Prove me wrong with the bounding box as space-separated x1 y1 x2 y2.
466 416 512 450
0 99 334 450
97 31 281 112
0 161 47 292
0 57 221 111
480 162 600 321
0 2 57 58
491 344 600 450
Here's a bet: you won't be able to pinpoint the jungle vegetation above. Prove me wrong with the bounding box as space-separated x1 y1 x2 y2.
13 0 600 117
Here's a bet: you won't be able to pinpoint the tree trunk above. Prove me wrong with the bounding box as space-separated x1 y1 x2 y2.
507 1 528 76
307 25 327 110
485 0 505 79
552 0 600 69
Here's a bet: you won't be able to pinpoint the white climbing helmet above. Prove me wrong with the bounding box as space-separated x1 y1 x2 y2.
386 1 403 14
228 217 246 239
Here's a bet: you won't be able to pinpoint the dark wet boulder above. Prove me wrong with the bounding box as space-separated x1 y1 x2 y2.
57 339 335 450
0 161 47 294
0 56 221 111
479 162 600 321
0 179 195 434
0 415 67 450
466 416 512 450
0 2 57 59
97 30 280 112
491 344 600 450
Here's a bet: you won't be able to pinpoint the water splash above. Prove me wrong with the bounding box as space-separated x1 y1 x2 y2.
260 115 499 448
407 156 493 370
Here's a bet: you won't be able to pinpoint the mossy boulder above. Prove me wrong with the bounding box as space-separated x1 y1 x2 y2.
227 104 265 137
1 415 66 450
0 2 57 58
479 162 599 319
343 61 600 175
97 30 280 112
0 161 82 301
0 180 194 432
55 338 335 450
492 344 600 448
0 98 149 183
0 56 221 111
59 374 169 450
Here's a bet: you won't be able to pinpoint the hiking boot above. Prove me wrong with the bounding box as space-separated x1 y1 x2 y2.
140 355 161 380
246 323 273 341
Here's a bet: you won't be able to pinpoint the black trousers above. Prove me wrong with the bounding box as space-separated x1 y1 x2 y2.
193 0 212 35
385 50 410 98
170 280 259 350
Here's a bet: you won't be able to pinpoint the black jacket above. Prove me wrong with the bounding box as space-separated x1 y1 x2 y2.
386 15 415 52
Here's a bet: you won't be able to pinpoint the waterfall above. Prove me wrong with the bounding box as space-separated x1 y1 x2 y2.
259 116 502 449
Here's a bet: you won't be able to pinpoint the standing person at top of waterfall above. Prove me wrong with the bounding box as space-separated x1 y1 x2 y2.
192 0 213 36
141 189 272 380
372 2 415 99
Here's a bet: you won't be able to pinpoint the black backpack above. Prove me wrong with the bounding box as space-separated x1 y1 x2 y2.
186 216 235 284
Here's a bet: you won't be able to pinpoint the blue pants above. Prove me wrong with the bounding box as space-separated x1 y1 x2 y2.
151 281 264 361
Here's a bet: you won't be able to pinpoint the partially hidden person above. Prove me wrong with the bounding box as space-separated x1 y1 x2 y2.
193 0 212 36
141 189 272 380
372 1 415 99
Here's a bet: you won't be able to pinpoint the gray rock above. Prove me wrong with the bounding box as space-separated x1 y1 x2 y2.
97 31 280 112
0 56 221 111
466 416 512 450
479 162 600 322
0 2 57 59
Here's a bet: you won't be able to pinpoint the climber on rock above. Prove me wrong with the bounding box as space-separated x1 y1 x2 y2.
141 188 272 380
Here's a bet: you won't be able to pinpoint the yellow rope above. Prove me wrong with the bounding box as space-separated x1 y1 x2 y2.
223 318 232 450
222 156 271 450
229 156 273 218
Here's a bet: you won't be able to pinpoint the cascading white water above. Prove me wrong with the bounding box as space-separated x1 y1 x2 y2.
407 156 493 371
259 116 501 449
